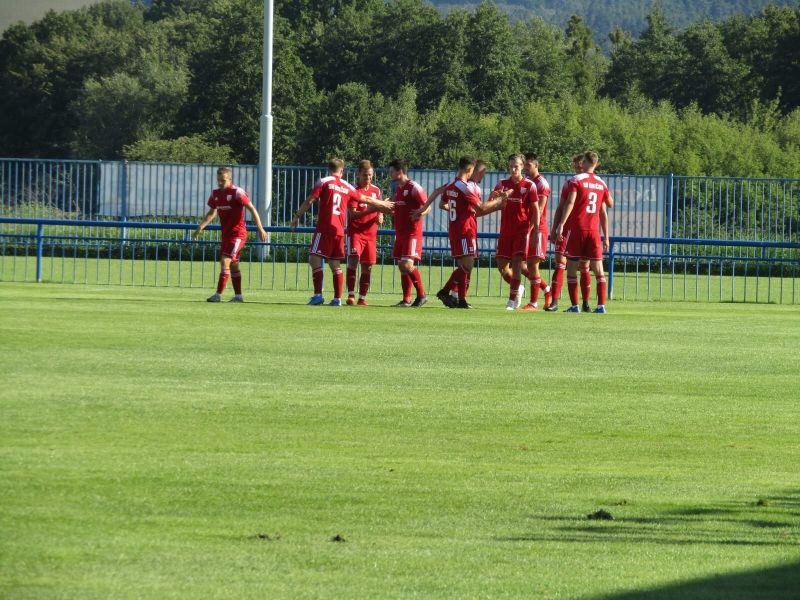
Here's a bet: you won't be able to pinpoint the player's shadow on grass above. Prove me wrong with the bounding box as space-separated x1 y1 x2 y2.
591 559 800 600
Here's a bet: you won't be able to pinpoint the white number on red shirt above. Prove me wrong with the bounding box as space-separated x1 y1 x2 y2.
586 192 598 214
332 193 342 216
449 199 457 222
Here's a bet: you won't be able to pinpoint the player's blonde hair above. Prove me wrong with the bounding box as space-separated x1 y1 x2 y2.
357 159 373 172
328 158 345 173
583 151 599 166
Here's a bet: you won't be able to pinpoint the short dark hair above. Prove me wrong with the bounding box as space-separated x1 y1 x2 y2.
388 159 407 173
458 155 477 170
524 152 538 162
583 151 599 166
216 166 232 177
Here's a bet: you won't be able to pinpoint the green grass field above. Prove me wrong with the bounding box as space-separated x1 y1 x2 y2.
1 283 799 599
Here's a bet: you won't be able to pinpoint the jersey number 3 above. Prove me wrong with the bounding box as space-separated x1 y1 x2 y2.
586 192 598 214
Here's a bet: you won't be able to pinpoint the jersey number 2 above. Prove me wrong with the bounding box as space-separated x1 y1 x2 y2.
332 193 342 216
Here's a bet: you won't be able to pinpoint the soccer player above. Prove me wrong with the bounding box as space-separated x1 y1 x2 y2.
290 159 392 306
522 153 553 311
192 166 267 303
388 159 428 307
436 156 506 309
410 159 488 304
345 160 384 306
553 151 612 313
494 154 538 310
545 154 584 312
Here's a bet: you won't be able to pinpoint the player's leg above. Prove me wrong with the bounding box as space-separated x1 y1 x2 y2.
580 259 592 312
397 258 414 306
523 257 545 310
455 255 475 307
346 237 359 305
308 250 325 305
547 253 567 311
358 262 372 305
566 258 581 311
506 254 524 310
208 253 232 302
327 258 344 305
405 237 426 306
591 259 607 313
229 259 244 302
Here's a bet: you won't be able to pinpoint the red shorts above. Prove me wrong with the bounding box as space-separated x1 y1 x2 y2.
449 233 477 258
393 234 422 261
347 233 377 265
527 229 549 261
495 232 529 259
564 229 603 261
310 232 345 260
221 236 246 262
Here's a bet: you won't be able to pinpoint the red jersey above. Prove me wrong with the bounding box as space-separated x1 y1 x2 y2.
565 172 610 231
531 174 551 230
495 177 538 237
311 175 362 236
445 179 482 237
393 179 427 238
207 184 250 239
346 184 382 237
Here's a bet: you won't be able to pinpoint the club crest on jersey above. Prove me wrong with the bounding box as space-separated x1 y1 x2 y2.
226 195 232 201
403 190 409 196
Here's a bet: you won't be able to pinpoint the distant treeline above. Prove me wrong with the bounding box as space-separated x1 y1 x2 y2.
0 0 798 177
430 0 798 45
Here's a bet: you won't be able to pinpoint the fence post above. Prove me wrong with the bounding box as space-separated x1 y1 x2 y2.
667 173 674 258
608 240 615 300
119 160 128 256
36 223 44 283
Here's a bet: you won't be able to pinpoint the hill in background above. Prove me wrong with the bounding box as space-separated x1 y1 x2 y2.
430 0 798 45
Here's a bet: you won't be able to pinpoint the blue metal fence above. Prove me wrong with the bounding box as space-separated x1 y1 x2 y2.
1 158 798 303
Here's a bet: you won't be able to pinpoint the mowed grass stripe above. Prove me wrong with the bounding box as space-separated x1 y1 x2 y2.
1 283 799 598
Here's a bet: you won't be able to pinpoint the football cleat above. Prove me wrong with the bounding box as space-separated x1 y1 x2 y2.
505 299 516 311
582 302 591 313
229 295 244 303
412 295 428 307
455 299 473 309
521 302 538 311
514 284 525 309
307 294 325 305
543 289 553 309
394 300 412 308
436 289 456 308
206 293 221 302
328 298 342 306
346 296 356 305
593 305 607 314
544 301 559 312
565 305 581 313
356 298 368 306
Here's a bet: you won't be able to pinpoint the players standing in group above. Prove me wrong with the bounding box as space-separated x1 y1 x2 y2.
521 153 553 311
553 151 613 313
290 159 392 306
345 160 383 305
193 166 268 302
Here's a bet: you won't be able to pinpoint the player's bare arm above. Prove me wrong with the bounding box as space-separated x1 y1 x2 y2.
359 193 393 213
411 185 443 221
605 192 615 209
244 202 268 242
600 203 610 251
289 194 317 230
192 208 217 240
554 190 577 240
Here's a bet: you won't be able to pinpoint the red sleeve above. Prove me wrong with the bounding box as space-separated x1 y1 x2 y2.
412 185 427 205
310 179 324 199
465 188 481 207
235 188 250 206
567 179 580 194
207 193 215 209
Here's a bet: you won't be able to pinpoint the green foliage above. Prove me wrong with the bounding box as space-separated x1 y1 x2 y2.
1 0 798 178
121 135 235 163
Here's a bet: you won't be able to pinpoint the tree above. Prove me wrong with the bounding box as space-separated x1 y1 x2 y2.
122 135 235 163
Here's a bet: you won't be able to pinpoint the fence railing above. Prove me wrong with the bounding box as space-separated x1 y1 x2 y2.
2 158 799 303
2 217 798 304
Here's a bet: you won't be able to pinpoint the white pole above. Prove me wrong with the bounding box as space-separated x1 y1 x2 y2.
257 0 274 258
